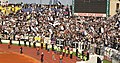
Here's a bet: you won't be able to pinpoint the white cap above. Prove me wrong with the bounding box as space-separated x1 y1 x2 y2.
42 52 43 54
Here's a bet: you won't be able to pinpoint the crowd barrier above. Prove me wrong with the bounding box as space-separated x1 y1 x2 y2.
1 40 40 47
0 34 79 52
1 39 77 51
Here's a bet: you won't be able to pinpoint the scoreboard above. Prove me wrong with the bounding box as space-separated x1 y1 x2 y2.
74 0 107 13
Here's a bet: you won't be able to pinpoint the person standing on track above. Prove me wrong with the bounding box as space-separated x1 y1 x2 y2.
36 47 40 55
66 48 68 57
8 41 11 49
70 48 73 59
8 39 12 49
62 47 65 56
20 47 23 54
54 45 57 54
41 52 44 63
52 51 56 60
76 48 78 57
58 46 61 54
59 54 63 63
47 44 50 53
56 46 59 54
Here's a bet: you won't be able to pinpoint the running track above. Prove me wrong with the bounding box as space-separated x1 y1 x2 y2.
0 44 77 63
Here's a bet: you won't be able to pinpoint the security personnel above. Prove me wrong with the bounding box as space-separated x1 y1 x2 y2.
58 47 61 54
70 49 73 59
58 46 60 54
66 49 68 57
80 54 83 60
56 46 59 54
52 44 54 51
78 53 83 60
47 44 50 53
62 48 65 56
54 45 57 53
78 53 80 58
83 55 87 61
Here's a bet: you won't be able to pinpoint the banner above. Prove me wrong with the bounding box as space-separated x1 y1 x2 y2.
74 13 106 17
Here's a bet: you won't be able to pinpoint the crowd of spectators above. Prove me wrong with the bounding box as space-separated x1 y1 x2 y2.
0 4 119 51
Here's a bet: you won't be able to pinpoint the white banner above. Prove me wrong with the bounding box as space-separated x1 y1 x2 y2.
74 13 106 17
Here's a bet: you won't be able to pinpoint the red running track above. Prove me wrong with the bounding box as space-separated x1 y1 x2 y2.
0 44 77 63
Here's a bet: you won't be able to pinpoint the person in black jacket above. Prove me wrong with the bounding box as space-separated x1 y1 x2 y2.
76 48 78 57
97 57 101 63
29 41 31 47
18 39 21 46
41 52 44 63
20 47 23 54
24 40 27 46
41 43 43 49
45 43 48 50
33 42 36 48
0 38 1 44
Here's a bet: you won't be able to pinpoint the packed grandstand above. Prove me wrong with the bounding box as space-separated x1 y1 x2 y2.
0 2 119 63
